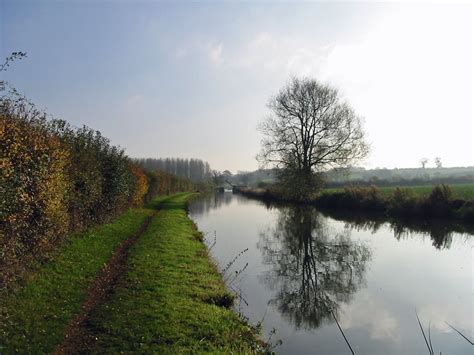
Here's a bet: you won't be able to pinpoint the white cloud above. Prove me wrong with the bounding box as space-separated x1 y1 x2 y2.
208 42 223 64
231 31 329 78
175 47 188 59
179 40 224 65
418 302 473 336
340 290 401 342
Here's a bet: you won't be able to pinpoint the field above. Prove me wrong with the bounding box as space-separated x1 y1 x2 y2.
323 183 474 200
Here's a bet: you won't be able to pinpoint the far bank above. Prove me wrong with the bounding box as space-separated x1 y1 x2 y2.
234 184 474 223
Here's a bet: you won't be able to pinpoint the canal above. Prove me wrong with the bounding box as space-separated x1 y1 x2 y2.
189 192 473 354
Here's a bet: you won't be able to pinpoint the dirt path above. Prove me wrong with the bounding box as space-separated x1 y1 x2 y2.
54 210 158 354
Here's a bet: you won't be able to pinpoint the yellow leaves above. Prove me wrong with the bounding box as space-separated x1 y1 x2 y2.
1 113 70 262
130 164 149 206
1 110 196 273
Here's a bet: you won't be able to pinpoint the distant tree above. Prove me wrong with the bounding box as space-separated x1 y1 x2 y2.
434 157 442 168
420 158 429 169
240 173 250 186
258 77 369 199
212 170 222 185
134 157 211 182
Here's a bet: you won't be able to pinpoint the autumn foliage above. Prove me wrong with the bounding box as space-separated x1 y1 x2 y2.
0 104 197 285
1 111 69 261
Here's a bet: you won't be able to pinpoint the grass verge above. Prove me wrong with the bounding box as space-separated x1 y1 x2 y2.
0 207 154 353
87 193 262 353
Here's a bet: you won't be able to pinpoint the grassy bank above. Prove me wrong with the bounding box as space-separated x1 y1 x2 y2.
236 184 474 222
0 193 261 353
87 193 261 353
0 208 153 353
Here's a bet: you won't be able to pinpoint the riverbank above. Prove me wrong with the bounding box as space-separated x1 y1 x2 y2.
235 184 474 223
0 193 262 353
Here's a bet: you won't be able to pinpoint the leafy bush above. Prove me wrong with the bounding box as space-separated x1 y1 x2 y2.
1 109 70 262
130 164 149 206
339 186 385 210
428 184 452 204
424 184 453 217
1 105 196 286
389 187 418 215
457 201 474 221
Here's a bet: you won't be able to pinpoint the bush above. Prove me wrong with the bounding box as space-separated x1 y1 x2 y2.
1 109 69 262
130 164 149 206
424 184 452 217
340 186 385 210
428 184 452 204
52 121 105 228
389 187 417 215
457 201 474 221
1 105 197 286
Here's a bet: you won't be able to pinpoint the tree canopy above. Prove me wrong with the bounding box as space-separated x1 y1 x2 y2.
258 77 369 197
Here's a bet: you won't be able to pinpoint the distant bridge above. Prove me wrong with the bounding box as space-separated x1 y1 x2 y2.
215 180 246 193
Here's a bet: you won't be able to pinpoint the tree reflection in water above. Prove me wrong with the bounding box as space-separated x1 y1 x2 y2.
188 192 234 216
317 207 474 250
258 206 371 329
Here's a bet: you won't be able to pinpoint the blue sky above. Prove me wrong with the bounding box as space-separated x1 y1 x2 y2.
1 0 472 172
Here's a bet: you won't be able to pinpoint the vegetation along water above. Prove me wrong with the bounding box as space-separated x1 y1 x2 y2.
189 192 473 354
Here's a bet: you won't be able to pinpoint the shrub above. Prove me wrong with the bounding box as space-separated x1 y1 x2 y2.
389 187 417 215
424 184 452 217
428 184 452 204
1 105 197 286
1 109 69 263
340 185 385 210
457 201 474 221
51 121 105 228
130 164 148 206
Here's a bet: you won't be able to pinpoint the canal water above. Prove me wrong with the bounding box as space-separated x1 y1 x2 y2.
188 192 473 354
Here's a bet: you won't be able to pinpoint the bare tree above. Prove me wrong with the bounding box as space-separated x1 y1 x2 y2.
434 157 442 168
420 158 429 169
258 77 369 198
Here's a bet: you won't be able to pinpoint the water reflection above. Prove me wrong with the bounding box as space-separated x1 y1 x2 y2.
258 206 371 329
189 193 473 354
317 207 474 249
191 193 473 250
189 192 234 216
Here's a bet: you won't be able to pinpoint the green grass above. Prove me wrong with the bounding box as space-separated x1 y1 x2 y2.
87 193 261 353
323 183 474 200
0 207 154 353
1 193 261 353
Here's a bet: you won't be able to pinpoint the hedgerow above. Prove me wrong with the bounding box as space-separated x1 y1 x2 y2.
0 101 197 287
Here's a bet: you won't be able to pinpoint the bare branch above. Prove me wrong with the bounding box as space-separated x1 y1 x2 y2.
258 78 369 181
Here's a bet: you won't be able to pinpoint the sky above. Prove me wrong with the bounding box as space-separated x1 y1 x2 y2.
1 0 473 172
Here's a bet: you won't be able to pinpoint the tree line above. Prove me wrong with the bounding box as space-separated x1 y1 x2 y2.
134 158 212 183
